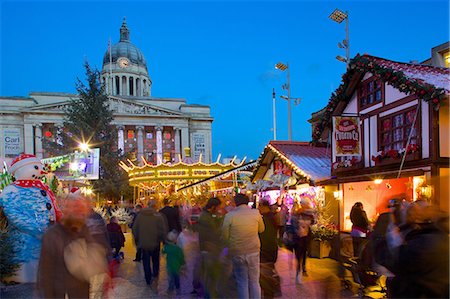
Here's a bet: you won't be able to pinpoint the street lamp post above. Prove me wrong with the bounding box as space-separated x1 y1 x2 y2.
329 8 350 67
272 88 277 140
275 62 300 141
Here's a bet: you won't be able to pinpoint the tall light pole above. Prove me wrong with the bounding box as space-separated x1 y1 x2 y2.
275 62 293 140
329 8 349 68
272 88 277 140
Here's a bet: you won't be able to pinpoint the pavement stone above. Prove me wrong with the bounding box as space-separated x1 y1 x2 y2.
1 232 357 299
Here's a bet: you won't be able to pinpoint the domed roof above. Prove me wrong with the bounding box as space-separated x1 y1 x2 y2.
102 18 147 69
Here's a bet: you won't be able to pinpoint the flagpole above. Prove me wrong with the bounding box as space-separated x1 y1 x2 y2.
109 38 112 95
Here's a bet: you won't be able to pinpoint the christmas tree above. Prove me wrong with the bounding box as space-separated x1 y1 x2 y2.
43 62 130 202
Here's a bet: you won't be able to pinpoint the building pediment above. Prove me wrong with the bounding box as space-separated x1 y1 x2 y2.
109 96 183 116
24 96 183 117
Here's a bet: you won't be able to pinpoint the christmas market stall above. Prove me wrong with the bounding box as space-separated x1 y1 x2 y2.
250 141 333 216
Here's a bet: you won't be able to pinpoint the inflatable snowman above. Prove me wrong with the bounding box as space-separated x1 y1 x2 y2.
0 153 62 282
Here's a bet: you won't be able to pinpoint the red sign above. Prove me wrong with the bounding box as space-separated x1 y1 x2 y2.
334 116 361 156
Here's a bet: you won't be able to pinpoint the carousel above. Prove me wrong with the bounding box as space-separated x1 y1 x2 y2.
120 148 248 203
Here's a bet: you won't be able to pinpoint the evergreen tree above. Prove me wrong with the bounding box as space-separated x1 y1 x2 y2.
46 62 130 202
0 209 19 282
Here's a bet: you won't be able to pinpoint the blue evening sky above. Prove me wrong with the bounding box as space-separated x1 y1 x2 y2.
1 0 449 161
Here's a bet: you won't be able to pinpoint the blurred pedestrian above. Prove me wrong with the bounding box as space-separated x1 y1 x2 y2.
350 202 370 257
177 220 202 296
129 204 143 262
163 230 185 295
132 199 168 289
222 193 265 299
258 199 281 299
106 216 125 260
37 195 108 299
160 198 182 233
380 199 449 298
290 207 314 284
198 197 223 298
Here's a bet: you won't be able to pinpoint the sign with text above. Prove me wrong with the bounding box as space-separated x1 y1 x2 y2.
333 116 361 156
192 133 206 161
3 128 22 157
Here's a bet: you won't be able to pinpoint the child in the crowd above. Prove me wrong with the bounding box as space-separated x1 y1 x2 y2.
163 230 186 295
106 216 125 260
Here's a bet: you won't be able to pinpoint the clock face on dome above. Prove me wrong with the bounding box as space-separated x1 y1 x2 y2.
118 57 130 68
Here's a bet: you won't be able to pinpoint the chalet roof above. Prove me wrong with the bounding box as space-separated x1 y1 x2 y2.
253 141 331 183
367 55 449 91
312 53 450 143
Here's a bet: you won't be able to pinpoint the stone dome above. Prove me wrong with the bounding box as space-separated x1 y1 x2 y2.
102 18 147 70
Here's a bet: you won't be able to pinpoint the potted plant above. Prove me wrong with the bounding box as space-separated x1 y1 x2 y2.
309 202 338 258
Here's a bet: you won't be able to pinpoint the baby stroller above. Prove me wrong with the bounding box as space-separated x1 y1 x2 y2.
340 235 387 298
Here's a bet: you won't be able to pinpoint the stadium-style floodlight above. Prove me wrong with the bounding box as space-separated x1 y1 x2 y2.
275 62 293 141
329 8 350 67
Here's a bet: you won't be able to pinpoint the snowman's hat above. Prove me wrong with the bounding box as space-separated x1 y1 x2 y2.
9 153 42 175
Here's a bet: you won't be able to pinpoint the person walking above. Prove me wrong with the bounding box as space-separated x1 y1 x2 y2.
290 208 314 284
132 199 168 289
163 230 185 295
222 193 265 299
350 202 370 257
198 197 224 298
129 204 143 262
37 196 108 299
160 198 182 233
258 199 281 299
106 216 125 260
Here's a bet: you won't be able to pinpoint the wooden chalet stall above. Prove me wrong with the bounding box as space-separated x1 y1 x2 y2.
313 50 449 230
251 141 332 213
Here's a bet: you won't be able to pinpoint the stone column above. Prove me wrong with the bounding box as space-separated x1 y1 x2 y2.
34 124 43 159
112 76 117 95
24 124 34 154
136 125 144 165
180 127 189 159
156 126 163 165
117 125 125 154
126 76 130 96
174 127 181 158
55 123 64 146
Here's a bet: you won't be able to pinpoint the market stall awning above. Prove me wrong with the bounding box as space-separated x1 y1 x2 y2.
252 141 331 184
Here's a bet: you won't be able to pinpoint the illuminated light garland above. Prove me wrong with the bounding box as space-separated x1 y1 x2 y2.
267 144 311 181
312 54 449 144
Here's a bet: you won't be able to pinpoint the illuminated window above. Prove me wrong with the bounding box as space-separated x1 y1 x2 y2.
445 52 450 68
127 130 135 139
358 77 384 109
379 107 420 151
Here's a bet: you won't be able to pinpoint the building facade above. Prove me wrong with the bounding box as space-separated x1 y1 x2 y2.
0 18 213 166
313 44 449 230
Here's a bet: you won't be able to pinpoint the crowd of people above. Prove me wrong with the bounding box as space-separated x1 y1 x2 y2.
32 190 449 299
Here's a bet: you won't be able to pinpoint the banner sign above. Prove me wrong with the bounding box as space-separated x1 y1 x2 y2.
192 133 206 161
333 116 361 156
42 148 100 180
3 128 22 157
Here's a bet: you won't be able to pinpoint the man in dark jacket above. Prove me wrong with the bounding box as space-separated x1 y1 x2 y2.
129 204 142 261
159 198 182 233
132 200 168 288
258 199 281 298
198 197 223 298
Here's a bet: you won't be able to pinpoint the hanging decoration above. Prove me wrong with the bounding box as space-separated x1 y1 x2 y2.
371 144 420 165
312 54 449 143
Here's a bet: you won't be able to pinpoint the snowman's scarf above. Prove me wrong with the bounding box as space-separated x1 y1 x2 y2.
12 180 62 222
